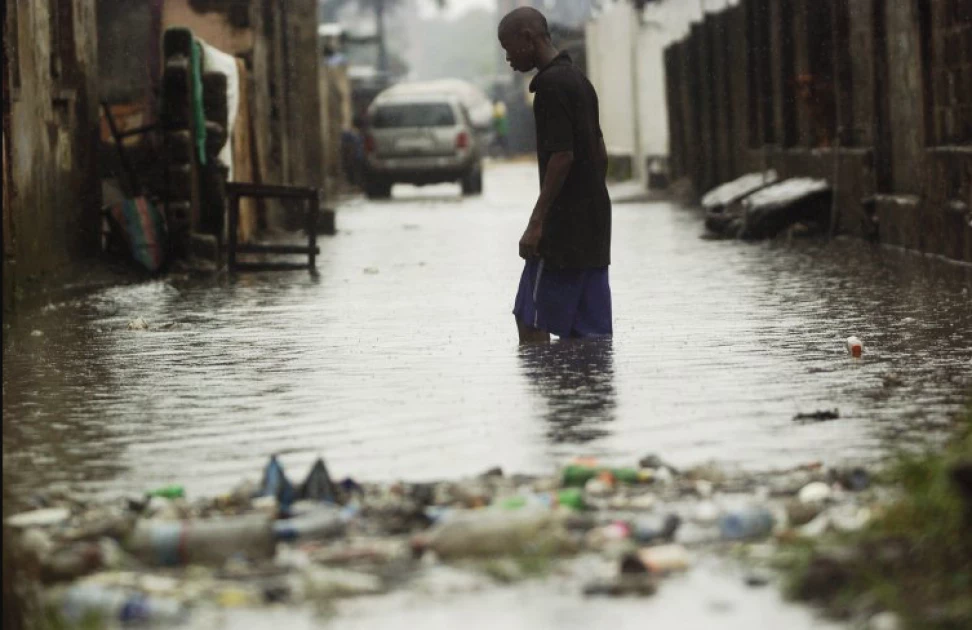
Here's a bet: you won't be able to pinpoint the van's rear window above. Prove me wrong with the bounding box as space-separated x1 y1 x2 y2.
371 103 456 128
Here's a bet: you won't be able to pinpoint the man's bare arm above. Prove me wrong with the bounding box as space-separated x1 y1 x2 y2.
520 150 574 259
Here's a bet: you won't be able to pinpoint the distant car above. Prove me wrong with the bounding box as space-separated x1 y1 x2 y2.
362 91 484 199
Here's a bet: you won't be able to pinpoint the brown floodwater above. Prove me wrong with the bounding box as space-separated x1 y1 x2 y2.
3 162 971 507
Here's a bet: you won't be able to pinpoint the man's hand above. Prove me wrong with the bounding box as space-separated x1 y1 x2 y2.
519 219 543 259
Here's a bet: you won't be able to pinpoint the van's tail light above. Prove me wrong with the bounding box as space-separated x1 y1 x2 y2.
456 131 469 149
364 134 376 154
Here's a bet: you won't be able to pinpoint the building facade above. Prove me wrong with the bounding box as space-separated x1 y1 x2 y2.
3 0 102 310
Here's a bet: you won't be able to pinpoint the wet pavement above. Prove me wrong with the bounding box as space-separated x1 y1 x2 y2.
4 161 972 505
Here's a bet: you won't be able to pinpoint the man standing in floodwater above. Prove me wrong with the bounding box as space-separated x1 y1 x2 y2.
498 7 612 344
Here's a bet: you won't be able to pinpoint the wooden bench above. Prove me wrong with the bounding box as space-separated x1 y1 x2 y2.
226 182 320 272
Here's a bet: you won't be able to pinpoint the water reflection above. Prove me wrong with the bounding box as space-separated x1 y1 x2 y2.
518 339 616 443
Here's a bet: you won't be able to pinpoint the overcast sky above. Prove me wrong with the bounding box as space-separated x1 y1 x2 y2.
418 0 494 20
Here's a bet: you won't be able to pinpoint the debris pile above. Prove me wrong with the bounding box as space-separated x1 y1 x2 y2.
703 176 832 240
7 454 884 626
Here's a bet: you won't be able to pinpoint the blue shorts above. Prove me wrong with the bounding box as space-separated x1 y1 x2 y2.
513 259 613 338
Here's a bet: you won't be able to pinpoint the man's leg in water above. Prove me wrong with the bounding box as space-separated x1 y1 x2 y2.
516 319 550 344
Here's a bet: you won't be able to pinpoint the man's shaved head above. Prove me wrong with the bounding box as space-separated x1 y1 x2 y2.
497 6 556 73
498 7 550 40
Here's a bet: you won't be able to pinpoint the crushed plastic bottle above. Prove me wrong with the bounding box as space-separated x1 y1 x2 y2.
416 508 571 559
126 514 275 566
718 506 775 540
58 583 187 624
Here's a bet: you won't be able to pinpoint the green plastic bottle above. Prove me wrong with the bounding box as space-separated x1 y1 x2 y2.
554 488 585 510
562 465 599 487
497 495 528 510
496 489 585 511
147 485 185 499
562 465 651 487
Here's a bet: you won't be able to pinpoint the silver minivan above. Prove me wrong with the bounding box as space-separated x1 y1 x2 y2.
362 92 484 199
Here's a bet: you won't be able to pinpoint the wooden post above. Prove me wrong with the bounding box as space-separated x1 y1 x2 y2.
228 192 239 270
307 189 318 269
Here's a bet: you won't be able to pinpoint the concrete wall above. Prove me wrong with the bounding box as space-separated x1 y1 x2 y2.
585 0 735 183
3 0 102 309
664 0 972 263
585 3 636 160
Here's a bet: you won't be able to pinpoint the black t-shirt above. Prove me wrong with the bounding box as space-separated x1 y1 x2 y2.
530 52 611 269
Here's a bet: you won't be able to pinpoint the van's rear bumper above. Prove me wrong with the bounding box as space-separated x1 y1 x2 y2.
365 154 476 184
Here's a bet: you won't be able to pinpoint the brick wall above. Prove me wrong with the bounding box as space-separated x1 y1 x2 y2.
663 0 972 263
930 0 972 144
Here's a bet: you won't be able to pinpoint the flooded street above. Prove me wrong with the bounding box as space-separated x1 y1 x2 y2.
4 161 972 504
4 161 971 629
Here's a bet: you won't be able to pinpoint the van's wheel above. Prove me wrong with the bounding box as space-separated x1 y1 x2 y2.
364 177 392 200
461 167 483 196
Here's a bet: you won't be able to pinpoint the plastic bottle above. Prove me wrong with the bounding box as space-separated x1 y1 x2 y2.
42 541 106 582
273 507 346 541
562 465 652 487
497 488 585 512
418 508 569 559
718 506 775 540
59 584 187 624
632 544 691 573
126 514 275 566
553 488 586 511
146 485 184 499
846 336 863 358
631 514 681 544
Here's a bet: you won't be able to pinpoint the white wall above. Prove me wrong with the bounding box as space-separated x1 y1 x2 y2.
585 0 737 181
585 2 636 158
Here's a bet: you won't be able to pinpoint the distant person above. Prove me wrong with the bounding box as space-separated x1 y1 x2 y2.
498 7 612 344
492 100 509 156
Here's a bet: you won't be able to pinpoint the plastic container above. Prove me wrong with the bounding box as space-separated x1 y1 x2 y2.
719 506 775 541
59 584 187 624
126 514 275 566
846 336 863 358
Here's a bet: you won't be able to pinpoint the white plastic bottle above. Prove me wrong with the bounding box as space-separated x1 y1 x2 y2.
127 514 275 566
60 583 187 624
